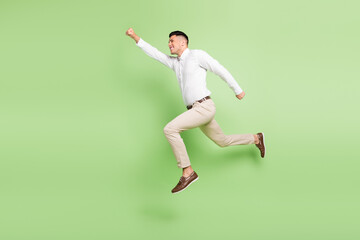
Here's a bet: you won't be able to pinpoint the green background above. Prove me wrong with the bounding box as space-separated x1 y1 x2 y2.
1 0 359 239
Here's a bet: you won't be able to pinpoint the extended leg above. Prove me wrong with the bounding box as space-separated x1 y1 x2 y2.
200 119 255 147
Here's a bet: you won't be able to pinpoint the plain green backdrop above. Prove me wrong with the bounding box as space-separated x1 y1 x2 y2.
0 0 359 239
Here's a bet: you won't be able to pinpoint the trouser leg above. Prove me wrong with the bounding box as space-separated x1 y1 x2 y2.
200 119 254 147
163 100 216 168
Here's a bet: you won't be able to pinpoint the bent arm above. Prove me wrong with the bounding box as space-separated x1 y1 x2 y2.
198 50 243 95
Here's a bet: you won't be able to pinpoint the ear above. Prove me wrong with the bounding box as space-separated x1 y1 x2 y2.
181 39 186 47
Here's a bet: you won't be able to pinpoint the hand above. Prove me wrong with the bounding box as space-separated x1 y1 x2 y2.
125 27 140 43
126 28 135 38
236 91 245 100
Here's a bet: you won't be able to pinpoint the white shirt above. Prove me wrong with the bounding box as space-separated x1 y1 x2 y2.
136 38 243 106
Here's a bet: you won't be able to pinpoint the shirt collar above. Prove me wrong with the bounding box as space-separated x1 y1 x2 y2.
178 48 190 61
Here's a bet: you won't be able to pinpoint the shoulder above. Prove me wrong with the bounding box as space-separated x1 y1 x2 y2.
191 49 207 55
190 49 211 60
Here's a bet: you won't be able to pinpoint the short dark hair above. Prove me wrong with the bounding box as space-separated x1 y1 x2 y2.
169 31 189 45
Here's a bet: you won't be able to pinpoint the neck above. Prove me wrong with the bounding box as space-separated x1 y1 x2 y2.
177 47 188 57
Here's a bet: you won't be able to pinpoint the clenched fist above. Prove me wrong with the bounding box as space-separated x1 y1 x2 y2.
236 91 246 100
125 28 140 43
126 28 135 37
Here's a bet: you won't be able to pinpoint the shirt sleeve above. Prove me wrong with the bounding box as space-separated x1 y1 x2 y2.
136 38 175 70
197 50 243 95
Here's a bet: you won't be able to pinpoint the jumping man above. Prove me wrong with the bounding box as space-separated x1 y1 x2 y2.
125 28 265 194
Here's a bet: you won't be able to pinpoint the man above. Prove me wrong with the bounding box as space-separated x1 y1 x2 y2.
125 28 265 194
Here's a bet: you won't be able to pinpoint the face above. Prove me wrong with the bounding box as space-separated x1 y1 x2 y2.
168 35 186 55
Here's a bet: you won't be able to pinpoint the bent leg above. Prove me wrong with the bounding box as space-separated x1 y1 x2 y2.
200 119 254 147
164 100 216 168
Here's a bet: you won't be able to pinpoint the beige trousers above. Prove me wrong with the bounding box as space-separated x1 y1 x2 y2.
163 99 255 168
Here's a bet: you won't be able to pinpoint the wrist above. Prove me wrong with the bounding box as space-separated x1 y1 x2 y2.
132 34 140 43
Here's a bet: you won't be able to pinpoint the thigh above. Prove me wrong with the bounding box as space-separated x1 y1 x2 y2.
199 118 225 141
166 100 216 132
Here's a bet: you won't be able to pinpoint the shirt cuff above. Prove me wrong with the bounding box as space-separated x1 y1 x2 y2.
234 87 243 95
136 38 145 48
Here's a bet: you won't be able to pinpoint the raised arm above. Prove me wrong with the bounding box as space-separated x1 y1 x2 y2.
198 50 245 100
125 28 175 70
125 28 140 43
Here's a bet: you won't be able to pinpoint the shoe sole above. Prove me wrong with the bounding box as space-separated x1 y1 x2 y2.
172 176 199 194
260 132 266 158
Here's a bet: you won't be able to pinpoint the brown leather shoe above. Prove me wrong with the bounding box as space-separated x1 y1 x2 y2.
171 171 199 194
255 132 266 158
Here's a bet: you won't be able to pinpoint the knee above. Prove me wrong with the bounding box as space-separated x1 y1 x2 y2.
216 142 227 148
163 124 178 136
214 137 230 148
